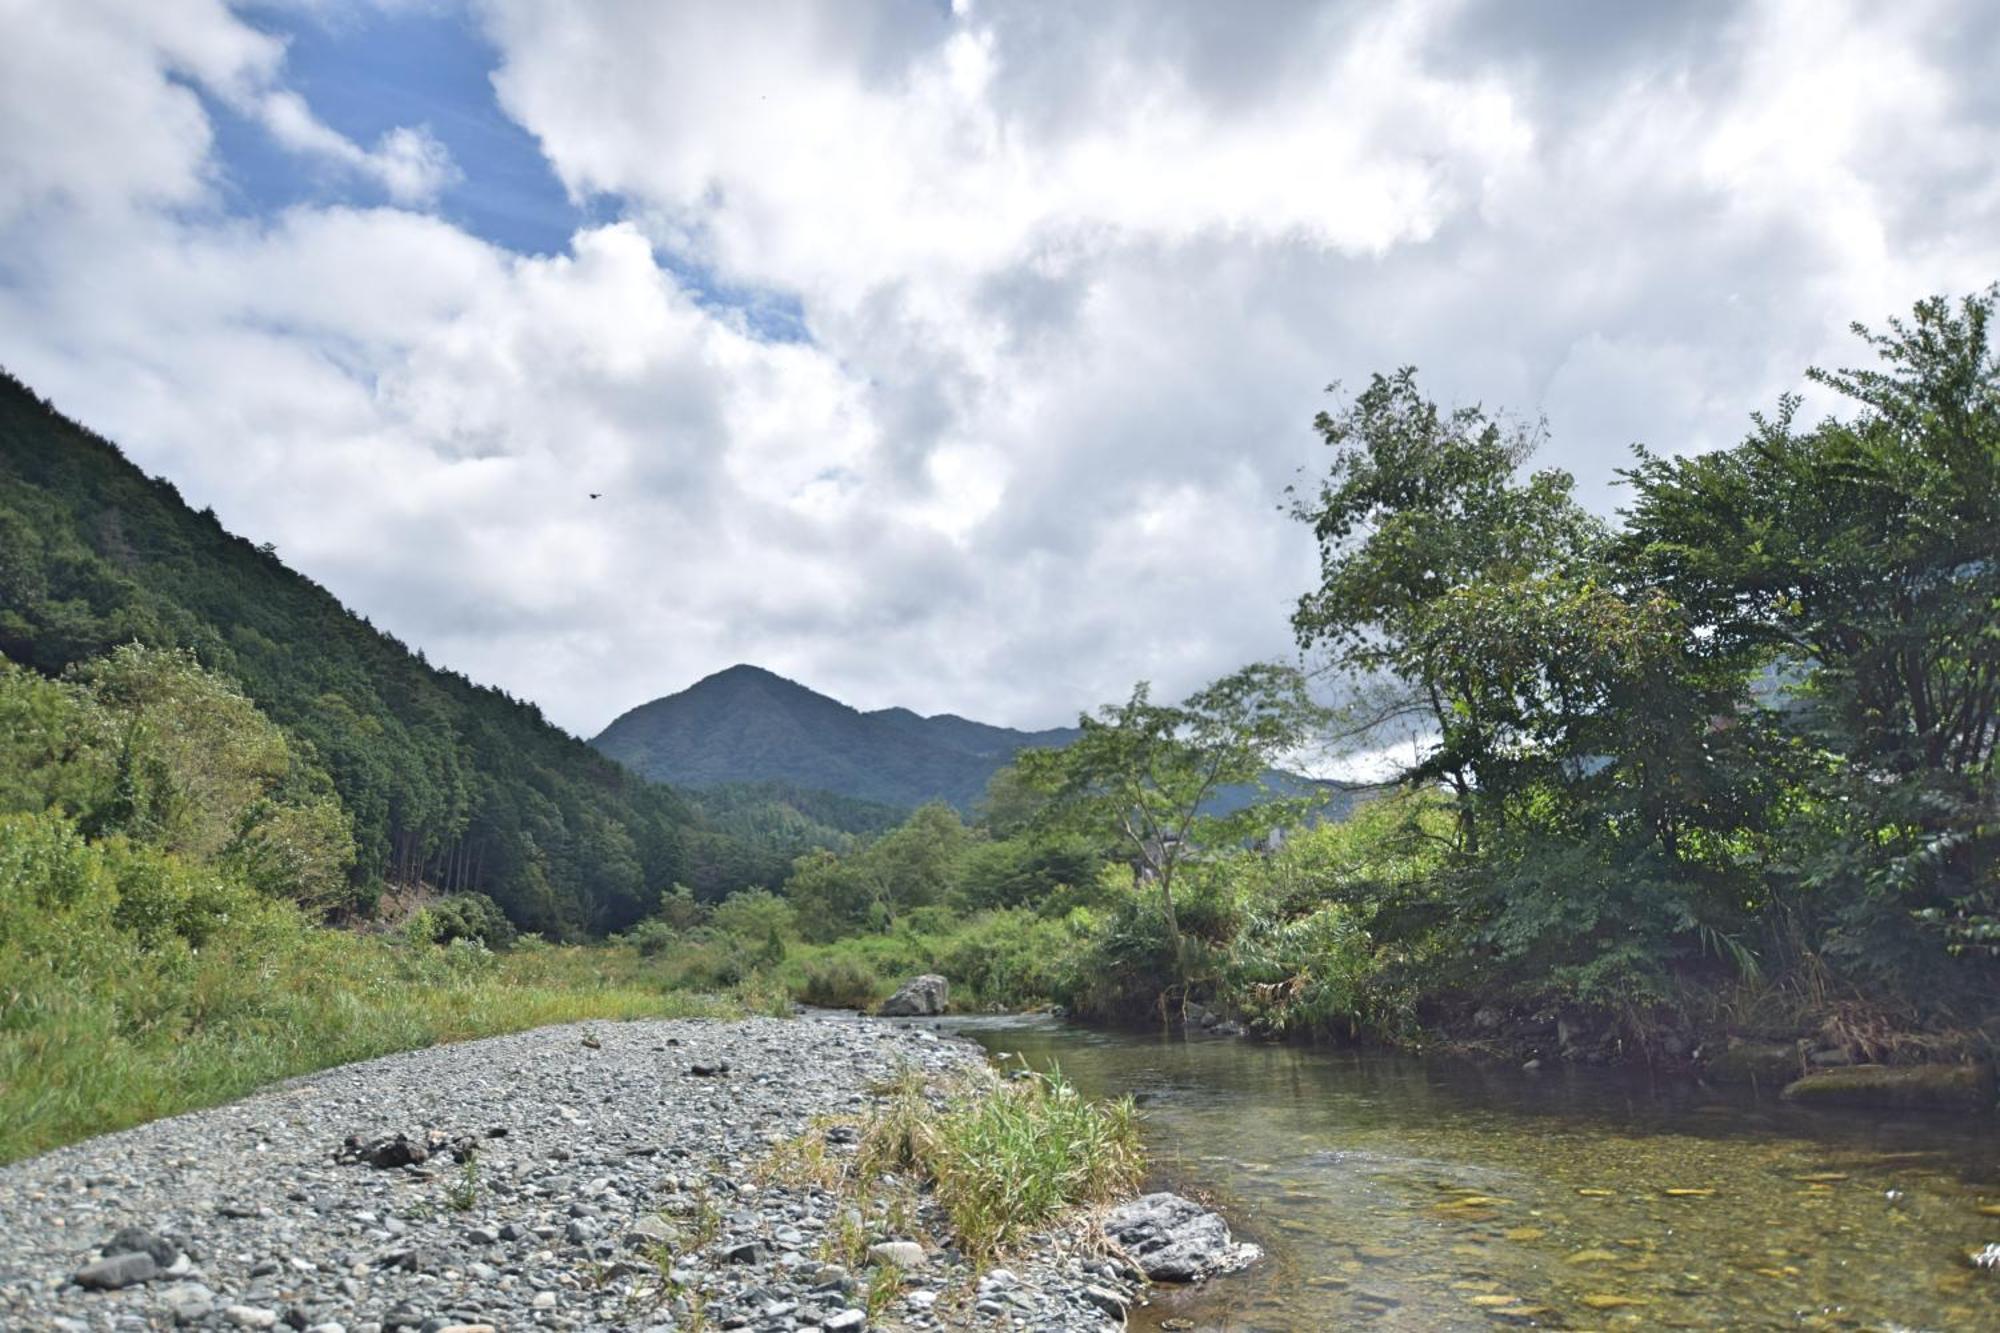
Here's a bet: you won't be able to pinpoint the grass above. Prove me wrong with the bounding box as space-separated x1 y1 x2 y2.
0 810 756 1163
0 931 747 1164
771 1061 1144 1259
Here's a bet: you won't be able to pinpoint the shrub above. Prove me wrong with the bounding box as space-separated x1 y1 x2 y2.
797 958 883 1009
622 917 679 957
426 892 517 950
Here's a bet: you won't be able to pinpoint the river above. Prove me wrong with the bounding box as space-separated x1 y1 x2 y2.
929 1013 1999 1331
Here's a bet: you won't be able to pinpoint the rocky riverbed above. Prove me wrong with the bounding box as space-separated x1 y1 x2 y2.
0 1016 1172 1332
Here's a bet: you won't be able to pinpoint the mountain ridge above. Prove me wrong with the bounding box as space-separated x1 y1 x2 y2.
593 664 1080 812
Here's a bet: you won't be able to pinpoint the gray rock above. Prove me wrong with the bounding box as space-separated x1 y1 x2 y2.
879 974 949 1017
823 1310 866 1331
159 1280 217 1324
866 1240 927 1270
1081 1283 1130 1316
74 1250 160 1289
1101 1193 1262 1282
225 1306 280 1329
107 1225 180 1266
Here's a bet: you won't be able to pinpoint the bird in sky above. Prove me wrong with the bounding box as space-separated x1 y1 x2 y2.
588 492 602 500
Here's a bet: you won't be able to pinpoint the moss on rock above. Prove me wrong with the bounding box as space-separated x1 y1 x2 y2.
1778 1063 1996 1113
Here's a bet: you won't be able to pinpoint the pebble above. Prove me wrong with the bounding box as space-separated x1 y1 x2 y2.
0 1016 1132 1330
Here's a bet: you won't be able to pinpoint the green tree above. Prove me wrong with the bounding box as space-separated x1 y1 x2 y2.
1288 370 1608 855
1625 289 2000 964
1017 664 1326 994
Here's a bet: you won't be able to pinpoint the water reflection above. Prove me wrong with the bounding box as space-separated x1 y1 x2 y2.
930 1014 2000 1331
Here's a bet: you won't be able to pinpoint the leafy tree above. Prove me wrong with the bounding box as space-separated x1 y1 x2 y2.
1626 289 2000 965
1288 370 1609 854
1017 664 1326 994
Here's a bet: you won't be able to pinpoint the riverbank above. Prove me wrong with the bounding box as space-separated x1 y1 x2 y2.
0 1016 1157 1331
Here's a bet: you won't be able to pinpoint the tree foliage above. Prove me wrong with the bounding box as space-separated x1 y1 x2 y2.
0 371 735 935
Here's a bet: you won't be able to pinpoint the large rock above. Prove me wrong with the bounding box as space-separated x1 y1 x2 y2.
1101 1193 1261 1282
1779 1063 1995 1113
879 974 949 1017
1704 1037 1801 1087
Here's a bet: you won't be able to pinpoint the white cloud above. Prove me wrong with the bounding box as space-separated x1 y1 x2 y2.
2 0 1998 737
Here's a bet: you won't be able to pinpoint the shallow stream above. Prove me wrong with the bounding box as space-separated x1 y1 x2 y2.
936 1014 1999 1331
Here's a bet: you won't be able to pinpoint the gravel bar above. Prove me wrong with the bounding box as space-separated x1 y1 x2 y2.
0 1016 1126 1332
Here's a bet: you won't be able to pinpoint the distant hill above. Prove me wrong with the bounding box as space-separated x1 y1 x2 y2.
593 665 1080 812
0 369 733 936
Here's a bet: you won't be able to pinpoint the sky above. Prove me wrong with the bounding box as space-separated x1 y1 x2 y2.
3 1 1998 737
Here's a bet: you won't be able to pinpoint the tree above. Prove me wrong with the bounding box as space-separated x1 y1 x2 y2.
1017 663 1327 996
1288 369 1609 855
1624 289 2000 962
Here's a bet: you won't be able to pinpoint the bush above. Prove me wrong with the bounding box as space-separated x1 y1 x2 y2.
797 957 883 1009
622 917 680 957
426 892 517 950
710 887 797 942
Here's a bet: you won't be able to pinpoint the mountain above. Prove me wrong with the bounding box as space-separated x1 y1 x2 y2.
593 665 1080 812
0 369 735 936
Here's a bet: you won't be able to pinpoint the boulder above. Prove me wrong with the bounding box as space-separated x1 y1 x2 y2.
879 974 949 1017
1101 1193 1261 1282
1704 1038 1801 1087
1779 1063 1995 1113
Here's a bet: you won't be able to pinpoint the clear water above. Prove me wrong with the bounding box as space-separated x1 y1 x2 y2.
932 1014 2000 1331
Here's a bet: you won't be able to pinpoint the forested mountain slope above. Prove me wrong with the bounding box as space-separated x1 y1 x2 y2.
593 664 1081 811
0 369 731 935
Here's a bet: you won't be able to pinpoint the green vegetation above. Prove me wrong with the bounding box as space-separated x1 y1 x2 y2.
0 372 754 935
769 1064 1142 1259
0 646 755 1164
629 290 1998 1062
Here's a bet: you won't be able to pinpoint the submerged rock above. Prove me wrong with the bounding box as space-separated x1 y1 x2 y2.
1779 1063 1995 1112
879 974 949 1017
1705 1038 1802 1086
1102 1192 1262 1282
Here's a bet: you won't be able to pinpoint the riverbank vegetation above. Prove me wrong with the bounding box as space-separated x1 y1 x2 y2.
3 288 1993 1162
0 648 759 1164
628 290 1999 1066
766 1064 1143 1261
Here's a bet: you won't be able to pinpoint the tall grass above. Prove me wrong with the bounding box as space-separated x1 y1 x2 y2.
837 1064 1142 1256
0 811 742 1164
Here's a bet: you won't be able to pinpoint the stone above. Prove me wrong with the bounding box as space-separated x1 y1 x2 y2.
688 1061 731 1077
530 1291 558 1310
1780 1063 1996 1112
823 1311 866 1331
74 1250 160 1289
225 1307 281 1329
878 974 949 1017
1101 1193 1262 1282
1082 1284 1130 1317
106 1225 180 1266
866 1240 927 1270
159 1280 217 1324
625 1215 675 1248
1705 1038 1801 1087
722 1240 762 1264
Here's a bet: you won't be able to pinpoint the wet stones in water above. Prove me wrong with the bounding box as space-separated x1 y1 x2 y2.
1101 1192 1262 1281
879 973 949 1017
